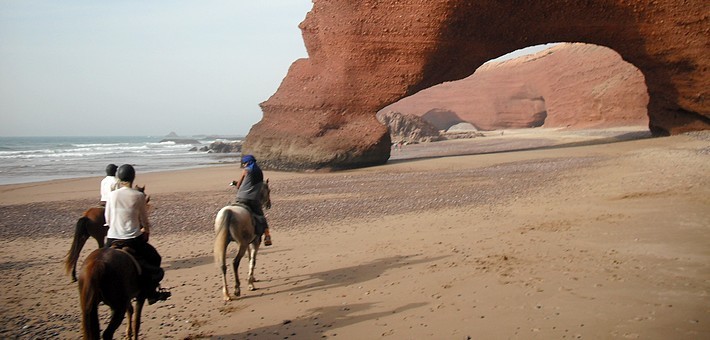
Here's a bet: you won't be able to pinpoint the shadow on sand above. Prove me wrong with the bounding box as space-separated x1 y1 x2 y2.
180 254 440 339
208 301 427 339
387 130 653 165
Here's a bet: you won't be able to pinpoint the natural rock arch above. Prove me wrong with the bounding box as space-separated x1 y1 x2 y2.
383 43 651 131
244 0 709 171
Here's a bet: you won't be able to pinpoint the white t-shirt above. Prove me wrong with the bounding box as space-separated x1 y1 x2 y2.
105 186 150 239
100 176 118 202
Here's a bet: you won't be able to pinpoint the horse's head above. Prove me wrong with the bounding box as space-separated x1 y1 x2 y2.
135 185 151 204
260 179 271 210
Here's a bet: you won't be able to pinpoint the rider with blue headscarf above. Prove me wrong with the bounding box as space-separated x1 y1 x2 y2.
234 154 272 246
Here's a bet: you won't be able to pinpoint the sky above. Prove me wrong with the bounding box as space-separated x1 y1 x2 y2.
0 1 553 137
0 0 313 137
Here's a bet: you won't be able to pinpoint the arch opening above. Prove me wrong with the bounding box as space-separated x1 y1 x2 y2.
377 43 651 153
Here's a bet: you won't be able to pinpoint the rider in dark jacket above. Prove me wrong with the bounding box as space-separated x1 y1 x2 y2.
234 155 272 246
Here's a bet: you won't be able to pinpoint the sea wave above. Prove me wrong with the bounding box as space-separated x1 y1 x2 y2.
0 136 239 185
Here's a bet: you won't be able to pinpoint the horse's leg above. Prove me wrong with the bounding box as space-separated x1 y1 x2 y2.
124 301 134 340
78 276 100 339
233 244 247 297
102 303 126 340
247 241 260 291
132 298 145 340
214 218 232 301
220 255 231 301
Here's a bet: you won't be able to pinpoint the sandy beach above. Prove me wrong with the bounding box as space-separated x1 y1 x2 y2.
0 128 708 339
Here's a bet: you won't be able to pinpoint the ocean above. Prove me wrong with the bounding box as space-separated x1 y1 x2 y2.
0 136 242 185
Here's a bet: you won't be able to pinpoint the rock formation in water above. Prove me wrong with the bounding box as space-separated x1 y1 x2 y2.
383 43 650 131
244 0 709 170
206 141 242 153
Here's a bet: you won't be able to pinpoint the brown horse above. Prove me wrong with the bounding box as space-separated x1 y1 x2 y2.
78 247 145 340
65 185 148 282
214 179 271 301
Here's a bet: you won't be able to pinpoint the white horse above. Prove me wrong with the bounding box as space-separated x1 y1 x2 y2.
213 179 271 301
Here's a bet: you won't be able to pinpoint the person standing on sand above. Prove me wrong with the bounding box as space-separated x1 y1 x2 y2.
234 154 272 246
104 164 171 304
99 163 118 206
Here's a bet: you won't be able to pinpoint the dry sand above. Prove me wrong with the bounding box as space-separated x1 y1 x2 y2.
0 128 708 339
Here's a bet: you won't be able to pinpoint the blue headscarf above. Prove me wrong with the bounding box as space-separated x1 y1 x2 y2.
241 154 256 167
240 154 263 183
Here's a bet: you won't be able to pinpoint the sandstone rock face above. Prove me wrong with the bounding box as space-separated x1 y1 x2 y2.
245 0 709 170
383 43 650 131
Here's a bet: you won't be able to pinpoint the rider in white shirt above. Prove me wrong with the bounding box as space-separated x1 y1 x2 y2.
104 164 170 304
99 164 118 206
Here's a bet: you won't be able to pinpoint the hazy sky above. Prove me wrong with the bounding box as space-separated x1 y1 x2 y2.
0 1 313 137
0 1 552 137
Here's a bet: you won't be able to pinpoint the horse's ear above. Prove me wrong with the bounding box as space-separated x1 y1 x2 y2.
266 178 269 184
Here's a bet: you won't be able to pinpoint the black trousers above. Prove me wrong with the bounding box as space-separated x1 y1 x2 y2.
106 236 164 289
236 198 268 234
236 198 265 217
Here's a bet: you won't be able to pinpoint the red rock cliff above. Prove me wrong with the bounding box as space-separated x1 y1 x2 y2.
244 0 709 170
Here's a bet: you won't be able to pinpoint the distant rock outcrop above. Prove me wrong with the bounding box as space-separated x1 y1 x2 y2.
160 132 201 145
376 111 442 143
206 141 242 153
442 122 485 139
160 138 201 145
421 109 467 131
446 122 478 132
383 43 649 131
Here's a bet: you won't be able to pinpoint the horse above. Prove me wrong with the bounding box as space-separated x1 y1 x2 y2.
65 185 149 282
214 179 271 301
78 246 145 340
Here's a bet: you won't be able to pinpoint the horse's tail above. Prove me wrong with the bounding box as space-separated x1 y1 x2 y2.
214 208 232 269
65 216 90 277
78 250 104 340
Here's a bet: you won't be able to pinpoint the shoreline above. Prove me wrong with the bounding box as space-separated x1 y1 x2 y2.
0 135 243 187
0 126 651 205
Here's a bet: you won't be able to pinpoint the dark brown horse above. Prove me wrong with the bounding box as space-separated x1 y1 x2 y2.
65 185 148 282
78 247 145 340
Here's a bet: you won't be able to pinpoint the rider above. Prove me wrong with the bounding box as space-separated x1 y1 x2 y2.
104 164 171 304
99 164 118 206
234 154 272 246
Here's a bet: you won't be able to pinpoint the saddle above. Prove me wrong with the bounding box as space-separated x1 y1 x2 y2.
231 202 267 236
109 242 142 276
